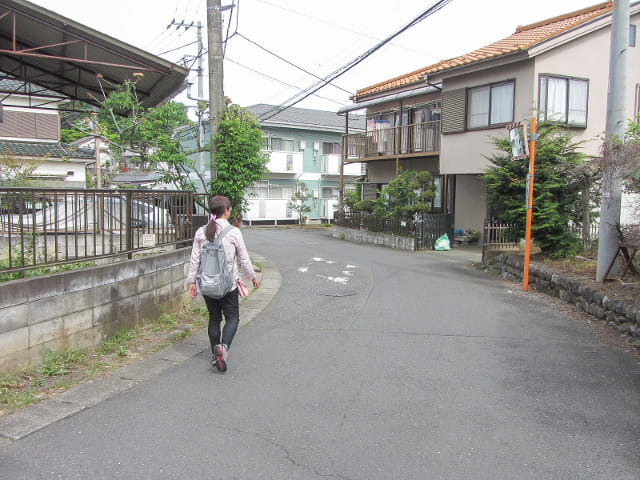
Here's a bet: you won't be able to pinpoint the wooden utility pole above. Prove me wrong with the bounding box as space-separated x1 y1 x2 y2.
207 0 225 184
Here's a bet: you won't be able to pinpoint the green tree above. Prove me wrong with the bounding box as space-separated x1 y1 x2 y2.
210 104 268 218
341 186 361 212
287 182 312 224
373 168 436 218
95 77 196 191
0 154 42 187
482 123 586 258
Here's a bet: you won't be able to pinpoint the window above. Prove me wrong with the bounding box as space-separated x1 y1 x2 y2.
635 83 640 119
539 74 588 127
322 142 340 155
270 137 294 152
466 80 514 129
631 24 637 48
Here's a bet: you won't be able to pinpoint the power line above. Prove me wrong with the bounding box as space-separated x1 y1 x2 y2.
225 57 347 106
236 33 352 95
257 0 453 121
159 40 199 56
254 0 444 63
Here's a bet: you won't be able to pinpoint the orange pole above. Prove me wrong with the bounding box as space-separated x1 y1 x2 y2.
523 117 537 292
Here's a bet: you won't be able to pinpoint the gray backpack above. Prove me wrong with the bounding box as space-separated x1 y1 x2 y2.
197 225 235 298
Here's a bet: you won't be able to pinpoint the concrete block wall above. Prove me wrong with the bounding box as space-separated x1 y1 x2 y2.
0 247 192 372
333 226 416 251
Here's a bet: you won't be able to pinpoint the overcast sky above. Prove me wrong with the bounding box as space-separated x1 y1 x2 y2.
32 0 599 112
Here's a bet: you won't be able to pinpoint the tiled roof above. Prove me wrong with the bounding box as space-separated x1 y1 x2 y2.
246 104 365 131
0 140 94 159
0 74 66 98
355 2 613 99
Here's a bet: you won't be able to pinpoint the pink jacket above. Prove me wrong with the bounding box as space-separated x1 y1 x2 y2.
187 219 256 284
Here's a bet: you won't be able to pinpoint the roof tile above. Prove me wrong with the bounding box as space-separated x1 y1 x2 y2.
355 2 613 99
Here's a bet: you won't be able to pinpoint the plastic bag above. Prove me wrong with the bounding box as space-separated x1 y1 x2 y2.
434 234 450 251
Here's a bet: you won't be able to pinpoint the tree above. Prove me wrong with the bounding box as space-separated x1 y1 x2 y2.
0 154 42 187
210 104 268 218
288 182 312 224
373 168 436 218
341 186 361 212
482 122 587 258
95 76 200 192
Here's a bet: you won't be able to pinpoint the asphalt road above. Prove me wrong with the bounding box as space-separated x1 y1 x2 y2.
2 229 640 479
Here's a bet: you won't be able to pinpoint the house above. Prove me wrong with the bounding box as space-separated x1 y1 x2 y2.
340 1 640 233
244 104 365 224
0 74 93 187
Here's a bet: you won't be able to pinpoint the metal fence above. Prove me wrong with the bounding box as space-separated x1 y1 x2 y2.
334 211 454 250
0 188 208 273
415 213 454 250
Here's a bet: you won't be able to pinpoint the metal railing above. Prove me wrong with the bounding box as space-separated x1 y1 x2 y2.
0 188 207 273
334 211 453 250
343 120 440 161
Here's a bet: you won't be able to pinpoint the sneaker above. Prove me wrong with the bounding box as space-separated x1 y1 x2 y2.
214 344 227 372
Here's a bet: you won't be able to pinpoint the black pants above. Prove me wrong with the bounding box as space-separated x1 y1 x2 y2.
203 288 239 351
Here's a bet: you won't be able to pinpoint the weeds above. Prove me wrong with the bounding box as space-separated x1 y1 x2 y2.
39 349 87 377
97 328 134 356
0 241 95 283
1 291 235 416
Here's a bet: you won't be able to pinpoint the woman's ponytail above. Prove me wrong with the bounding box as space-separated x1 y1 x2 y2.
204 195 232 242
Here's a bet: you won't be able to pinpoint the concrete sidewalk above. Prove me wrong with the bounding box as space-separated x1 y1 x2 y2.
0 252 282 449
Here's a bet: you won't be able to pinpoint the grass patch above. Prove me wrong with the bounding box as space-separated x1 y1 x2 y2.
39 349 87 377
0 300 210 417
97 328 134 356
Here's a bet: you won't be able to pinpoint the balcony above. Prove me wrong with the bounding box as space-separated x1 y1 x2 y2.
265 151 303 174
321 154 363 176
343 120 440 162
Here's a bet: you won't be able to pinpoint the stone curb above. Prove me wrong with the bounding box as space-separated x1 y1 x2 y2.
0 251 281 445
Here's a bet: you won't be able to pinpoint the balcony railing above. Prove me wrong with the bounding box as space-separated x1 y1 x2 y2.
343 120 440 161
321 154 363 176
265 151 304 174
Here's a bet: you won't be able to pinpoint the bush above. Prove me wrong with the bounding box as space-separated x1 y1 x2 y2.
483 123 587 258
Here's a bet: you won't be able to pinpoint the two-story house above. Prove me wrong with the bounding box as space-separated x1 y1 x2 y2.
0 74 94 187
340 1 640 233
245 104 365 224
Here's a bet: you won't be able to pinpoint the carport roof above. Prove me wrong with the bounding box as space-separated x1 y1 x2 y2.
0 0 189 108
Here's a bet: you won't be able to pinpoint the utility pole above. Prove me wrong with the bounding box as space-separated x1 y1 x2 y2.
596 0 630 281
196 21 204 99
207 0 225 184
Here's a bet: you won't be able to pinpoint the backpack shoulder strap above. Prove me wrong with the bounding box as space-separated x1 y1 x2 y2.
214 225 234 244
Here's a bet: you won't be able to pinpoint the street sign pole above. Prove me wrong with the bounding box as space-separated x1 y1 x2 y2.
522 117 537 292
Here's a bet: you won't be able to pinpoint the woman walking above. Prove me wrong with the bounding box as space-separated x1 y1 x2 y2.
187 195 260 372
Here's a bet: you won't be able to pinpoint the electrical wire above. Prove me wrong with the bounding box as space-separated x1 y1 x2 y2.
236 33 352 95
159 40 199 56
253 0 444 62
257 0 453 121
225 57 348 106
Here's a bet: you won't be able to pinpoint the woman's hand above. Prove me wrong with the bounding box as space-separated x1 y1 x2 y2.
252 277 260 289
188 283 197 299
